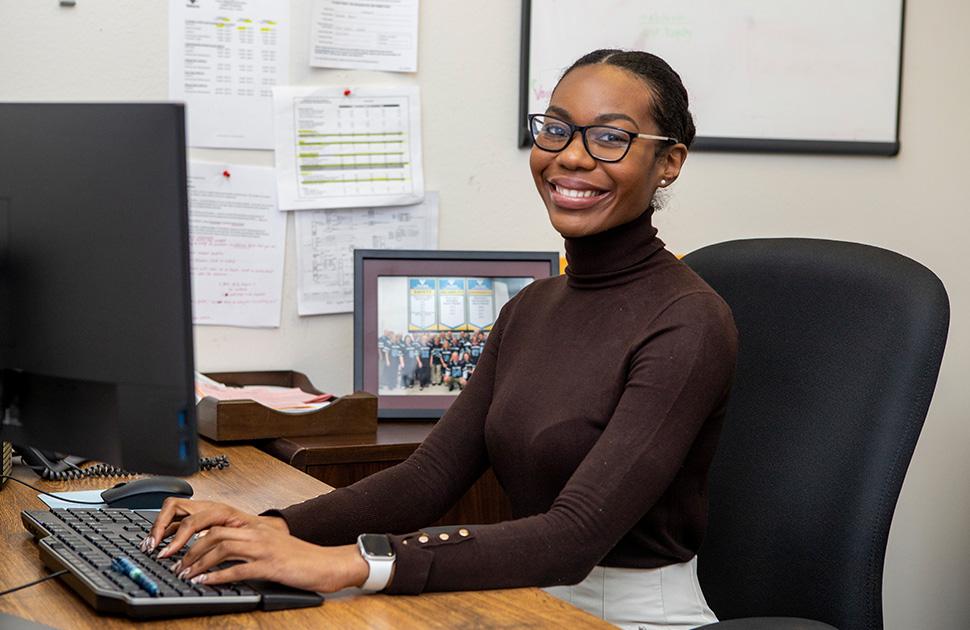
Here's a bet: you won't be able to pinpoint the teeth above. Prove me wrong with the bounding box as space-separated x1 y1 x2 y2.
554 184 602 199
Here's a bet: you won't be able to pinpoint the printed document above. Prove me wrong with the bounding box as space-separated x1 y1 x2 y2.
188 162 286 328
169 0 289 149
309 0 419 72
274 85 424 210
295 192 438 315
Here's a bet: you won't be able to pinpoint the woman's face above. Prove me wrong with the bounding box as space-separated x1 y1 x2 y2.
529 64 687 238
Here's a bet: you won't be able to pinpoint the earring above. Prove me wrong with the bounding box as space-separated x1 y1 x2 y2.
660 179 667 186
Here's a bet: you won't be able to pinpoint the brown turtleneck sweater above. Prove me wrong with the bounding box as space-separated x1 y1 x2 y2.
270 212 738 594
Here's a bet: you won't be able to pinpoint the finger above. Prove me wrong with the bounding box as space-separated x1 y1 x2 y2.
145 498 194 552
158 509 233 558
176 526 254 572
181 539 252 581
190 560 263 586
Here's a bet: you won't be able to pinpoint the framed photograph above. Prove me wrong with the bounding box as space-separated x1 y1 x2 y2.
354 249 560 420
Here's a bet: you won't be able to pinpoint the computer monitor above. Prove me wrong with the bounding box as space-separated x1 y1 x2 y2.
0 103 198 476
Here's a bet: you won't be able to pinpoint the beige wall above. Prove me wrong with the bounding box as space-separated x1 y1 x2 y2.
1 1 967 627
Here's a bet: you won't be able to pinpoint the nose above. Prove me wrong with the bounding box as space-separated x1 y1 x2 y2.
556 129 597 170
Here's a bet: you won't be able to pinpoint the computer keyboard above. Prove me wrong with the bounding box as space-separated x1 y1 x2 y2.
21 508 323 619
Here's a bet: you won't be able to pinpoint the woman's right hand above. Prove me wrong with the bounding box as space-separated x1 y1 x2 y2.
142 498 289 558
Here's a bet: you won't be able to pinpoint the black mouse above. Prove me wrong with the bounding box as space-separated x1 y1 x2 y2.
100 476 194 509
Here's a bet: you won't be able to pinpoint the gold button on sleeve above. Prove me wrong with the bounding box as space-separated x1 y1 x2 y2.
418 535 429 543
438 533 450 541
458 528 470 537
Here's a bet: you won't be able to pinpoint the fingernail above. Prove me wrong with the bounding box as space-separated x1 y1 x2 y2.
146 537 156 552
170 560 182 573
190 573 208 584
157 546 169 558
178 569 191 580
138 538 147 552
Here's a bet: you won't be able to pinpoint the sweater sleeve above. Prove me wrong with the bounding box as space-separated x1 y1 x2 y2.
383 292 738 594
265 301 511 546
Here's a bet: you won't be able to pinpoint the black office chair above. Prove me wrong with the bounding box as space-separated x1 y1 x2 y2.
683 239 949 630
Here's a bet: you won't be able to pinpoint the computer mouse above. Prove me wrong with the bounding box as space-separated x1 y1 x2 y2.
100 476 194 510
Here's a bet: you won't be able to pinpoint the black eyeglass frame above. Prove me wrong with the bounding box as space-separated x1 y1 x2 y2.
527 113 678 163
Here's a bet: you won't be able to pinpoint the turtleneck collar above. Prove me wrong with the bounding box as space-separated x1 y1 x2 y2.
563 210 665 288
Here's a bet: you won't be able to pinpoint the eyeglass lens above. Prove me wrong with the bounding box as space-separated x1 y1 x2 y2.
529 115 632 162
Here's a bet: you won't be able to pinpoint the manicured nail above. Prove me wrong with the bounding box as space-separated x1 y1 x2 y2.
178 569 191 580
170 560 182 573
145 537 156 552
157 546 170 558
190 573 208 584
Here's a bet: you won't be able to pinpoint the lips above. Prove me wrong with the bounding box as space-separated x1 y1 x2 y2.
547 178 611 210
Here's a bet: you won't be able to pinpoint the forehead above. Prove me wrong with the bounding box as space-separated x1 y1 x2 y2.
549 64 655 128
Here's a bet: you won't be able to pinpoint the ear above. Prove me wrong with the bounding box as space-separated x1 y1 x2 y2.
658 144 688 186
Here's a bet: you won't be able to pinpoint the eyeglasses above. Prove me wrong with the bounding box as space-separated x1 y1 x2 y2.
528 113 677 163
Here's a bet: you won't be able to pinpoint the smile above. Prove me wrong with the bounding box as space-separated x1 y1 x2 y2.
547 181 611 209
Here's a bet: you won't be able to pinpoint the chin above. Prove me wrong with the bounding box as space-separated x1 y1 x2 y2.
548 212 602 238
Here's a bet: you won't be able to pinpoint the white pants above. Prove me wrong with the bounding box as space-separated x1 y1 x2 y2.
543 557 718 630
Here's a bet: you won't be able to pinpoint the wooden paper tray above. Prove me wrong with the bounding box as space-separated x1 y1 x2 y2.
197 370 377 442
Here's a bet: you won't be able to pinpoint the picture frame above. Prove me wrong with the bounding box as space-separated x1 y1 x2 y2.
354 249 560 420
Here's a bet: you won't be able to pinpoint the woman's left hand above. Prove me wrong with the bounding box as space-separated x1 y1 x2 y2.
172 524 369 593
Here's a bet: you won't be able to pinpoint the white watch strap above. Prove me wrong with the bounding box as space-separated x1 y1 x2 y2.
360 554 394 591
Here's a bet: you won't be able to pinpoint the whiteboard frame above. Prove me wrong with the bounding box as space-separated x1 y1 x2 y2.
517 0 906 156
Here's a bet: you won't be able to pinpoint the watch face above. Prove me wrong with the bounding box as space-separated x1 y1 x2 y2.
360 533 394 557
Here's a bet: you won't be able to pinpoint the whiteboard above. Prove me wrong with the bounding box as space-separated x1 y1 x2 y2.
520 0 905 155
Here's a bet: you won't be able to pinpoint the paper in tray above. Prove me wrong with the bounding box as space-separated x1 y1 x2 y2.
196 370 377 442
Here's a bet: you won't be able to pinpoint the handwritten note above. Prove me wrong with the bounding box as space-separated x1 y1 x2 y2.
188 162 286 328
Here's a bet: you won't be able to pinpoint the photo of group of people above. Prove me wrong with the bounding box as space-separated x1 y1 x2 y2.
375 274 534 396
377 330 491 394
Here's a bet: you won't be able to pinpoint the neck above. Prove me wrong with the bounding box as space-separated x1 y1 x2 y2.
563 210 664 287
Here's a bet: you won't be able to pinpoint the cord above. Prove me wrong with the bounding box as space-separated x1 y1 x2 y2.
0 570 69 597
0 455 231 504
25 455 231 481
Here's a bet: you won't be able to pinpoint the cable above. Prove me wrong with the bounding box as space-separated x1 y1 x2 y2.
21 455 231 482
1 455 230 504
0 570 68 597
0 476 107 504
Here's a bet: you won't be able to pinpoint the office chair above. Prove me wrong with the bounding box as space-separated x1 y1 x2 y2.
683 239 949 630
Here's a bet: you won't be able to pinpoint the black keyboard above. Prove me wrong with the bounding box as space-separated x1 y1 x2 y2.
21 508 323 619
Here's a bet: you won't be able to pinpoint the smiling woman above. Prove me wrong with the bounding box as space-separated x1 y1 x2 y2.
145 50 737 630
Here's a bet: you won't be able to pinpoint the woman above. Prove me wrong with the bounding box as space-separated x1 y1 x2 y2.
144 49 737 630
401 334 419 389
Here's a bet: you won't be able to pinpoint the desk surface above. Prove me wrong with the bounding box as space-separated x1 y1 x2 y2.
0 440 608 629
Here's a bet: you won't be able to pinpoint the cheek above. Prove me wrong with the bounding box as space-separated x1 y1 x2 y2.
529 148 551 185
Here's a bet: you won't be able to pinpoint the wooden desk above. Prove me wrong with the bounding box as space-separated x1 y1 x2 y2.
262 422 514 525
0 440 608 628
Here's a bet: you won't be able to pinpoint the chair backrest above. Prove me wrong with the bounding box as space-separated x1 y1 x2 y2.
684 239 949 630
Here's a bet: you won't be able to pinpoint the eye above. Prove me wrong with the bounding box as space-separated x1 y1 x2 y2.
539 121 570 138
589 127 630 147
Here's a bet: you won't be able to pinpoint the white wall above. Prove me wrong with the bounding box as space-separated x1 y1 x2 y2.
1 2 968 627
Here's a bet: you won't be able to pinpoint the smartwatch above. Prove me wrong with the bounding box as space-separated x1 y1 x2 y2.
357 533 396 591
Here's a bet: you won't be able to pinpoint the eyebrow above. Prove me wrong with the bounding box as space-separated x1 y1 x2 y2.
545 106 640 129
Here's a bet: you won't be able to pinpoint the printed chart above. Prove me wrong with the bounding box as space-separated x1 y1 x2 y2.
275 86 424 210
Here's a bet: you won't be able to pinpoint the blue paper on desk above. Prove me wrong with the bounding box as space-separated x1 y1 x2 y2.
38 489 107 509
37 489 162 512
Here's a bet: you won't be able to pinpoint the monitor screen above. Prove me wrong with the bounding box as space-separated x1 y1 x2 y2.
0 103 198 475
